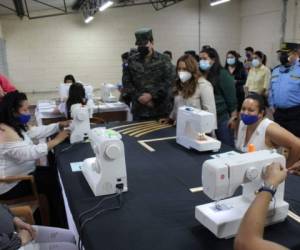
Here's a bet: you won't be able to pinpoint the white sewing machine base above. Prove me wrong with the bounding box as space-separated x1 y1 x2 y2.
195 196 289 239
82 157 128 196
177 135 221 152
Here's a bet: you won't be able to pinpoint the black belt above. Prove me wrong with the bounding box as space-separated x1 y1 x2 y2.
276 104 300 112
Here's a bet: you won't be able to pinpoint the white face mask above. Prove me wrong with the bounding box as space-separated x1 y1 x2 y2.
178 71 192 83
252 59 261 68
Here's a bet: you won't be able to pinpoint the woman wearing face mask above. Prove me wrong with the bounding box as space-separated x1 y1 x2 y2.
0 91 70 201
160 54 217 126
244 51 271 98
225 51 247 111
199 47 237 147
236 93 300 168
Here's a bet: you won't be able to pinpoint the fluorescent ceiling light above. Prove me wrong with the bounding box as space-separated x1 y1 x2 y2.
99 1 114 11
210 0 231 6
84 15 94 23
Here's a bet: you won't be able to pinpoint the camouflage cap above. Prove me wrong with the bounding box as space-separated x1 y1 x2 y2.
135 28 153 46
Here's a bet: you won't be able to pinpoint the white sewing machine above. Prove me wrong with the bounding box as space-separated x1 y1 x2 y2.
195 150 289 239
59 83 71 101
69 104 91 144
84 84 94 100
101 83 118 103
176 106 220 152
81 128 128 196
58 83 94 102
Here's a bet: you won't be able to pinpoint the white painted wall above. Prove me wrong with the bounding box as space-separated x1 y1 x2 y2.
0 0 242 102
240 0 282 68
285 0 300 43
0 20 3 38
1 0 200 94
4 0 300 101
200 0 241 62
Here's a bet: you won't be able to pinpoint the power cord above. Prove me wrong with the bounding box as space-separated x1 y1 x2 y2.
77 188 124 250
78 191 121 222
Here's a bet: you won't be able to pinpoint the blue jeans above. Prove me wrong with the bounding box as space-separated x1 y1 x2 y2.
215 118 234 147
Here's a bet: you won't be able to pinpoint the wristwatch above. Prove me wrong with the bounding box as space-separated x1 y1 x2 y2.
258 182 277 197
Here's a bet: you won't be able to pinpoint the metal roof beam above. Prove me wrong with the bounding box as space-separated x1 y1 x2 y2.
31 0 67 12
13 0 25 17
0 3 17 13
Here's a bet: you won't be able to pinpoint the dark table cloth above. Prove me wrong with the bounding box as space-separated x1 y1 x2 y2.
55 125 300 250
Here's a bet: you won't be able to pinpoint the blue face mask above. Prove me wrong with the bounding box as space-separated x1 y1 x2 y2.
240 113 259 125
252 59 260 68
199 60 212 71
18 114 31 125
227 58 236 65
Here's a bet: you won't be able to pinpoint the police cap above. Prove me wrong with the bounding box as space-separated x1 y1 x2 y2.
277 42 300 53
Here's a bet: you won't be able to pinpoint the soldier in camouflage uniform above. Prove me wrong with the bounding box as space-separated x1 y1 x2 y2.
122 28 175 121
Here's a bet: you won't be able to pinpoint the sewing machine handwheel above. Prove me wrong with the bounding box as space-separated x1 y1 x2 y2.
246 167 259 181
105 145 121 160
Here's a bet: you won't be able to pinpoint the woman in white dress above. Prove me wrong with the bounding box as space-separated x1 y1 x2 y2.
0 91 70 213
236 93 300 167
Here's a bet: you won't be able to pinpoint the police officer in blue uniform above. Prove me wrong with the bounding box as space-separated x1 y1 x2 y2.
269 45 300 137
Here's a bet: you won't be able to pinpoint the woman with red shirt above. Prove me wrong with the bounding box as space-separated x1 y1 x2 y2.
0 74 16 99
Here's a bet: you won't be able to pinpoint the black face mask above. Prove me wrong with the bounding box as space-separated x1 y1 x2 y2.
279 53 289 66
137 46 149 58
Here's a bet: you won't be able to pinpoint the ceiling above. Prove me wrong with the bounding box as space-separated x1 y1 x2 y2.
0 0 76 16
0 0 183 19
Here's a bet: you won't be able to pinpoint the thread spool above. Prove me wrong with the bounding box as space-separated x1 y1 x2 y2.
247 143 256 152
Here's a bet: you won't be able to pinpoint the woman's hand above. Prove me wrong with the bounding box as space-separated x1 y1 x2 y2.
14 217 36 240
227 116 238 130
228 110 238 130
263 162 287 188
48 130 70 150
58 120 71 130
288 160 300 176
159 118 175 125
18 229 33 246
159 118 170 124
54 130 70 143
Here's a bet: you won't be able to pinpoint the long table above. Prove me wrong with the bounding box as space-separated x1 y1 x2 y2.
55 125 300 250
36 102 129 125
